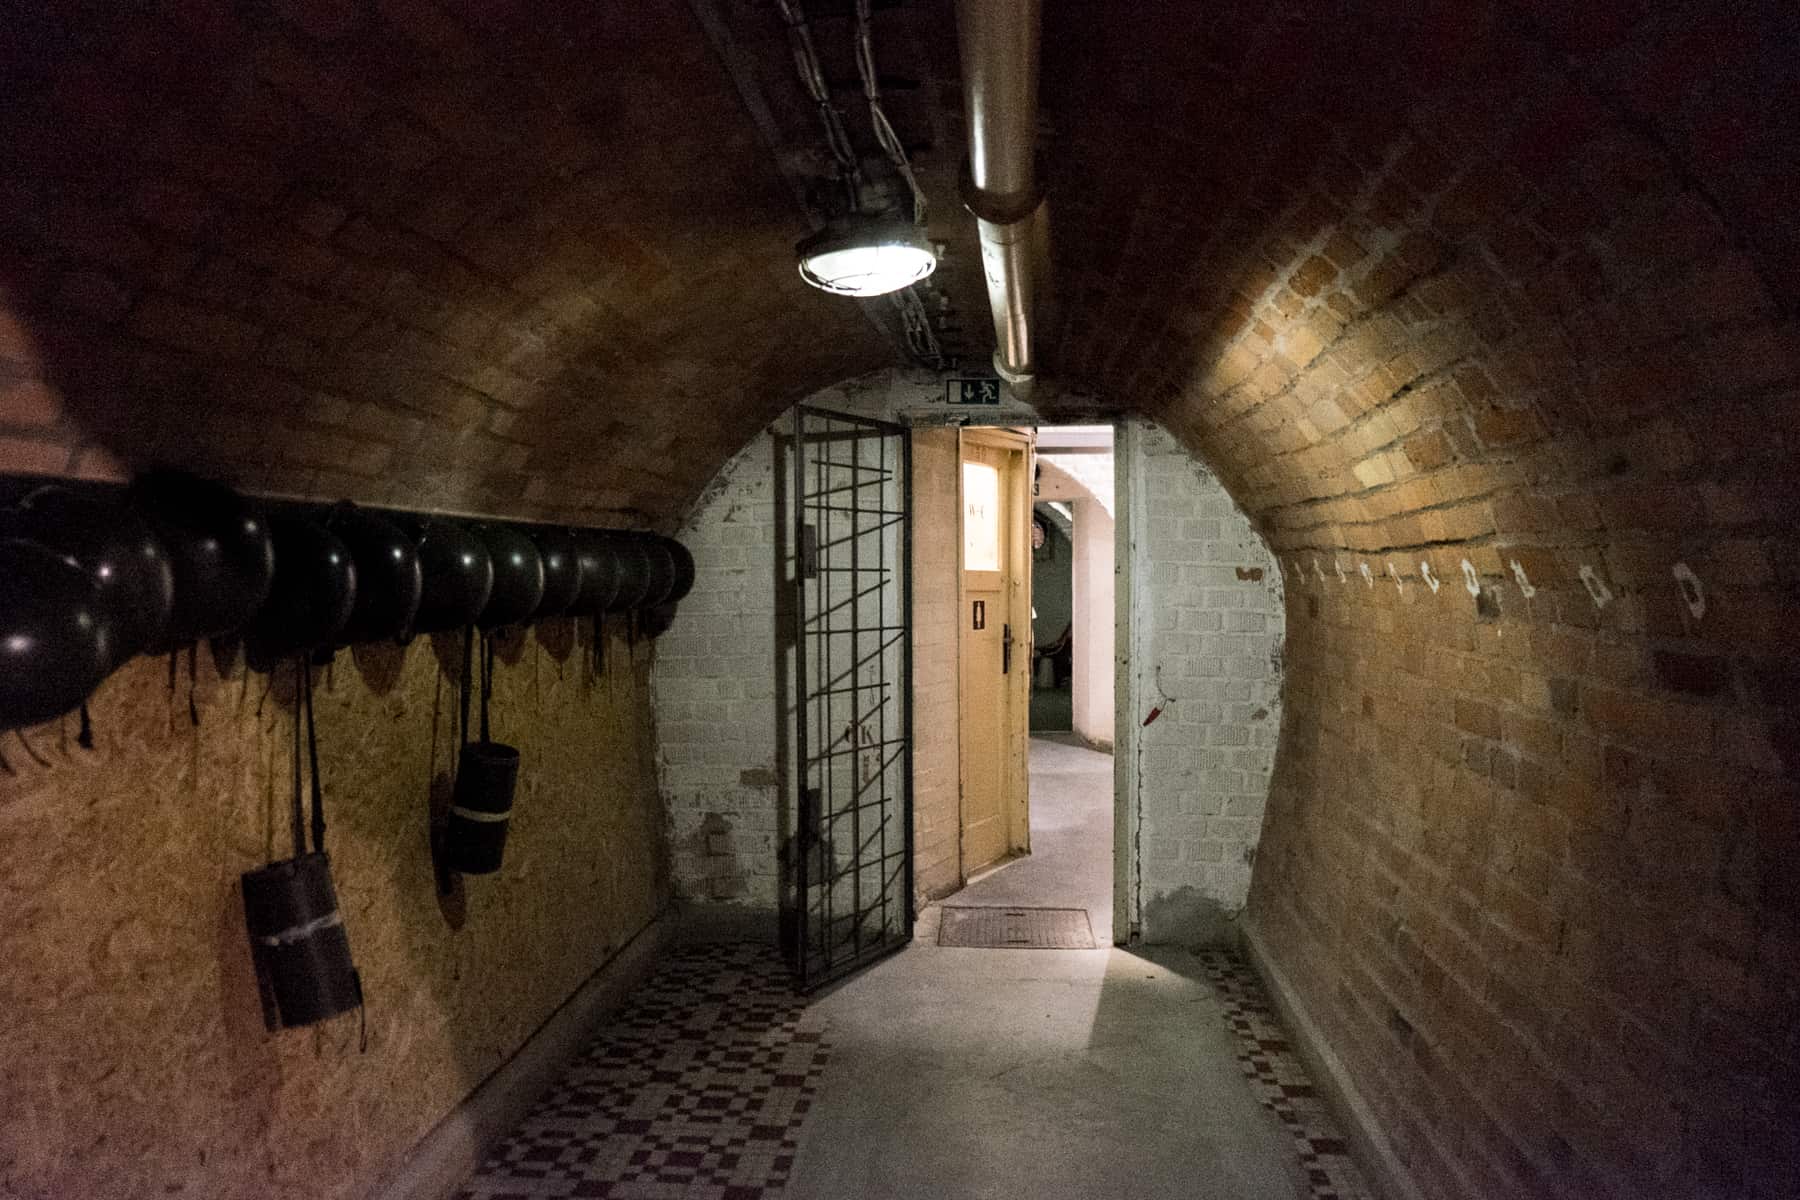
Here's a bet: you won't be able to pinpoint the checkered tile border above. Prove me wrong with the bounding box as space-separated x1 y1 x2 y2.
456 943 829 1200
1196 949 1374 1200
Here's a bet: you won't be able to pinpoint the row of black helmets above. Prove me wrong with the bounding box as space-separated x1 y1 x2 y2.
0 468 695 730
0 468 696 1033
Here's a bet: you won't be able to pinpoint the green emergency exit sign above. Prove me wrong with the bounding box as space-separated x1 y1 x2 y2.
948 378 1002 406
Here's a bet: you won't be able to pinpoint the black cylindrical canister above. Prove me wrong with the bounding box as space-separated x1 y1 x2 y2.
447 741 519 874
241 853 361 1029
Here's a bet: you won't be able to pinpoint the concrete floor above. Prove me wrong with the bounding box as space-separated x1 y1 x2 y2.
783 738 1310 1200
1028 682 1072 732
952 733 1114 944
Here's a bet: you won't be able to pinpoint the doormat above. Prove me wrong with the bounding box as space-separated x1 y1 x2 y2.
938 906 1096 949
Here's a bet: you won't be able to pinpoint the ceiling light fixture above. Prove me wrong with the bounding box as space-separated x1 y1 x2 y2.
796 213 937 298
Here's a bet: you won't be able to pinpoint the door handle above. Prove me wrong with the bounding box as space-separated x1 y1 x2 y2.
1002 623 1012 675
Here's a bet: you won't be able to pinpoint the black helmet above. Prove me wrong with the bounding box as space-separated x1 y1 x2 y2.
0 539 115 730
602 532 653 612
663 537 695 604
131 471 275 648
247 515 357 659
412 519 492 633
475 524 544 630
634 534 676 608
570 531 622 616
10 486 174 666
529 527 582 619
326 505 421 644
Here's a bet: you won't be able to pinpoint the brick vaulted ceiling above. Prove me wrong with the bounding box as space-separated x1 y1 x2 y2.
0 0 901 527
0 0 1795 549
1042 0 1799 564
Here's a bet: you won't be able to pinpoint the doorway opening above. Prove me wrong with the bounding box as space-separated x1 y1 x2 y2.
940 423 1116 946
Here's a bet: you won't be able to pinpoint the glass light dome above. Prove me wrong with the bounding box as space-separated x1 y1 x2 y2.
797 215 937 297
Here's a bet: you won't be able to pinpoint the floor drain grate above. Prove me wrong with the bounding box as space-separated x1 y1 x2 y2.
937 906 1096 949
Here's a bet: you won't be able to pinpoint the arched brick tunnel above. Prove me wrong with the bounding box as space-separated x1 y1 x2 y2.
0 2 1795 1199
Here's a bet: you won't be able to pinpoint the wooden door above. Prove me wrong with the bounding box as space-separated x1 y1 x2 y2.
958 428 1032 876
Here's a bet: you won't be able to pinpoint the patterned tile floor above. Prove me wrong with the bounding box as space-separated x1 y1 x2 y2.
456 943 829 1200
1196 949 1375 1200
457 941 1371 1200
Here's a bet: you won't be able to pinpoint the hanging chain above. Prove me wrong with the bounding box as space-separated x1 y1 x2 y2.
854 0 927 225
775 0 862 209
890 285 946 367
778 0 949 369
857 0 948 367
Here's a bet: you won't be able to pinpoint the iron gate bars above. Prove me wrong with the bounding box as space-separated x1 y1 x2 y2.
790 405 913 990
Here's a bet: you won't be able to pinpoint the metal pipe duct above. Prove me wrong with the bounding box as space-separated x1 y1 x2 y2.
955 0 1046 392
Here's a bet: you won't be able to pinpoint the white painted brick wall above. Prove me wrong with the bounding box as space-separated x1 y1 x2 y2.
656 369 1027 914
1123 418 1285 943
655 431 785 908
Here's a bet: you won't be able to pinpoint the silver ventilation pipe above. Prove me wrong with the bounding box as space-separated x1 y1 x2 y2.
955 0 1047 394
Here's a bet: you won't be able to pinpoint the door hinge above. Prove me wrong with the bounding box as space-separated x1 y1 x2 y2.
1002 622 1012 675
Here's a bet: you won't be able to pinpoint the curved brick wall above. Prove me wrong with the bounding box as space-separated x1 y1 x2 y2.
1044 3 1798 1197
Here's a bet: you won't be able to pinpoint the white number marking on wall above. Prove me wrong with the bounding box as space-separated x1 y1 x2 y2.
1578 564 1613 609
1672 561 1705 619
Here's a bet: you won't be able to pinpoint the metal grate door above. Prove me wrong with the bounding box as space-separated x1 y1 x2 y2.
788 405 912 990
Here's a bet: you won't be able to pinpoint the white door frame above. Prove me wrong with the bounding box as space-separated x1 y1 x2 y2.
1112 416 1141 944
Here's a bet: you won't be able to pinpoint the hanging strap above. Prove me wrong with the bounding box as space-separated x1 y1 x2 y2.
289 657 305 861
304 656 325 855
480 630 493 744
459 625 473 750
